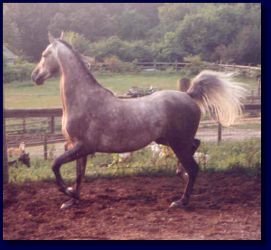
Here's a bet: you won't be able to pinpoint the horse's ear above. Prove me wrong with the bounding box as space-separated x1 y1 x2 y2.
48 32 55 43
60 31 65 40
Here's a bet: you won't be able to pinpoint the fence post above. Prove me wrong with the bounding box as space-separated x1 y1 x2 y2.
3 117 9 183
22 117 26 133
257 76 261 98
50 116 55 134
178 78 191 92
44 134 48 160
217 123 222 144
153 60 156 70
251 90 254 103
175 60 178 71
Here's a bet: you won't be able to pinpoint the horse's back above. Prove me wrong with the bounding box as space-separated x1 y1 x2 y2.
144 90 200 119
119 90 201 137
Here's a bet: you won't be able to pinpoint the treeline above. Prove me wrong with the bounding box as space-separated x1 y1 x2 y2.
4 3 260 65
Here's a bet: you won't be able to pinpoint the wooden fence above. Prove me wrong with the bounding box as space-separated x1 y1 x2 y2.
93 61 261 75
137 61 261 75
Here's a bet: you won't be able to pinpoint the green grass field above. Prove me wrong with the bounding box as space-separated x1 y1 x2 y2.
9 139 261 183
4 72 258 109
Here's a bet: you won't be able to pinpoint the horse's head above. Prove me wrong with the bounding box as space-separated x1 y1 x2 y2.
31 32 63 85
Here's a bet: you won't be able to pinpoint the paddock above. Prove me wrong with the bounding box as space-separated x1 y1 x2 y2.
3 69 261 240
3 171 260 240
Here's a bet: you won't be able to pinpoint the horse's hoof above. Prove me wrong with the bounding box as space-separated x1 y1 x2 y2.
169 199 188 208
60 198 78 209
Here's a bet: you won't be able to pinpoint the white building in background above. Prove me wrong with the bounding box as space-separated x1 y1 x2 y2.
3 45 18 65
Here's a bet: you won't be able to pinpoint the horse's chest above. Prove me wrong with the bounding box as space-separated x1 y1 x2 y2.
62 112 88 141
61 114 70 140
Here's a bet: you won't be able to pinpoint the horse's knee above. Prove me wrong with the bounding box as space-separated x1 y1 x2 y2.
52 159 61 172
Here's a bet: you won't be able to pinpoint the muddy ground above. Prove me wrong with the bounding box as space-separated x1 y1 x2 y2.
3 171 261 240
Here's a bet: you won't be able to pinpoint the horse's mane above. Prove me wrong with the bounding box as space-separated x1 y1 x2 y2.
57 39 114 96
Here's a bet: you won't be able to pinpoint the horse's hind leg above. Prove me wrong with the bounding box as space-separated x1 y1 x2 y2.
192 138 200 154
176 138 200 177
76 156 87 194
170 141 199 208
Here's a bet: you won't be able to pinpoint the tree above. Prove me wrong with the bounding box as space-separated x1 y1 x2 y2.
63 31 90 54
3 3 260 65
151 32 183 61
4 3 59 60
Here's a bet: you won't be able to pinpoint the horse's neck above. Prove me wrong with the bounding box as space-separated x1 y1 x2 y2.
57 47 98 89
57 46 109 113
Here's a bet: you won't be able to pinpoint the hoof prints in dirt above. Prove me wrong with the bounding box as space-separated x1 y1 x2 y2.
3 172 261 240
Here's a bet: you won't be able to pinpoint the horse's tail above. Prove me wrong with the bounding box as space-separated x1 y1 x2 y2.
187 70 247 127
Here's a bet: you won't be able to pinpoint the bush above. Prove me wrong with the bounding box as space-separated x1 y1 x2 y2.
4 61 35 83
180 55 205 78
103 56 138 73
87 36 153 62
63 31 90 54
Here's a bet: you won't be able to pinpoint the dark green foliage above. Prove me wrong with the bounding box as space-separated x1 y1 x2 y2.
4 3 260 65
88 37 153 62
4 61 35 83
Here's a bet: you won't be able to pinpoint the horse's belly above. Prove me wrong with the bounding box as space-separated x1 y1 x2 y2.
96 130 156 153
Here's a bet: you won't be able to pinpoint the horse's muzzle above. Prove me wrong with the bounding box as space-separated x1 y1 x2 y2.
31 69 44 85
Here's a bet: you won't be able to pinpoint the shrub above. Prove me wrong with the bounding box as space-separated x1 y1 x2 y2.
103 56 137 73
87 36 153 63
4 61 35 83
63 31 90 54
180 54 205 78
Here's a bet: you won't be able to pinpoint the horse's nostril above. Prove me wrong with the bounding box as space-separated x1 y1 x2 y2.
31 70 38 82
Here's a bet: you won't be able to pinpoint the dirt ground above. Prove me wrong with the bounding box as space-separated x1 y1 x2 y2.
3 171 261 240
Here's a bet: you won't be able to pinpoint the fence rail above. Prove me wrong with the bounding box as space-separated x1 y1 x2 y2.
91 61 261 77
4 103 261 119
4 102 261 146
4 108 62 118
136 61 261 73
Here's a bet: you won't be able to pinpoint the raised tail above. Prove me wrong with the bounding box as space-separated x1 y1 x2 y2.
187 70 247 127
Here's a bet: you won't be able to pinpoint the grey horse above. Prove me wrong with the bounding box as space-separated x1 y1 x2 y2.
31 32 246 209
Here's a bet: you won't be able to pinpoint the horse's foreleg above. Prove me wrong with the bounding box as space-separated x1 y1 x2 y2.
52 141 85 198
60 156 87 209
